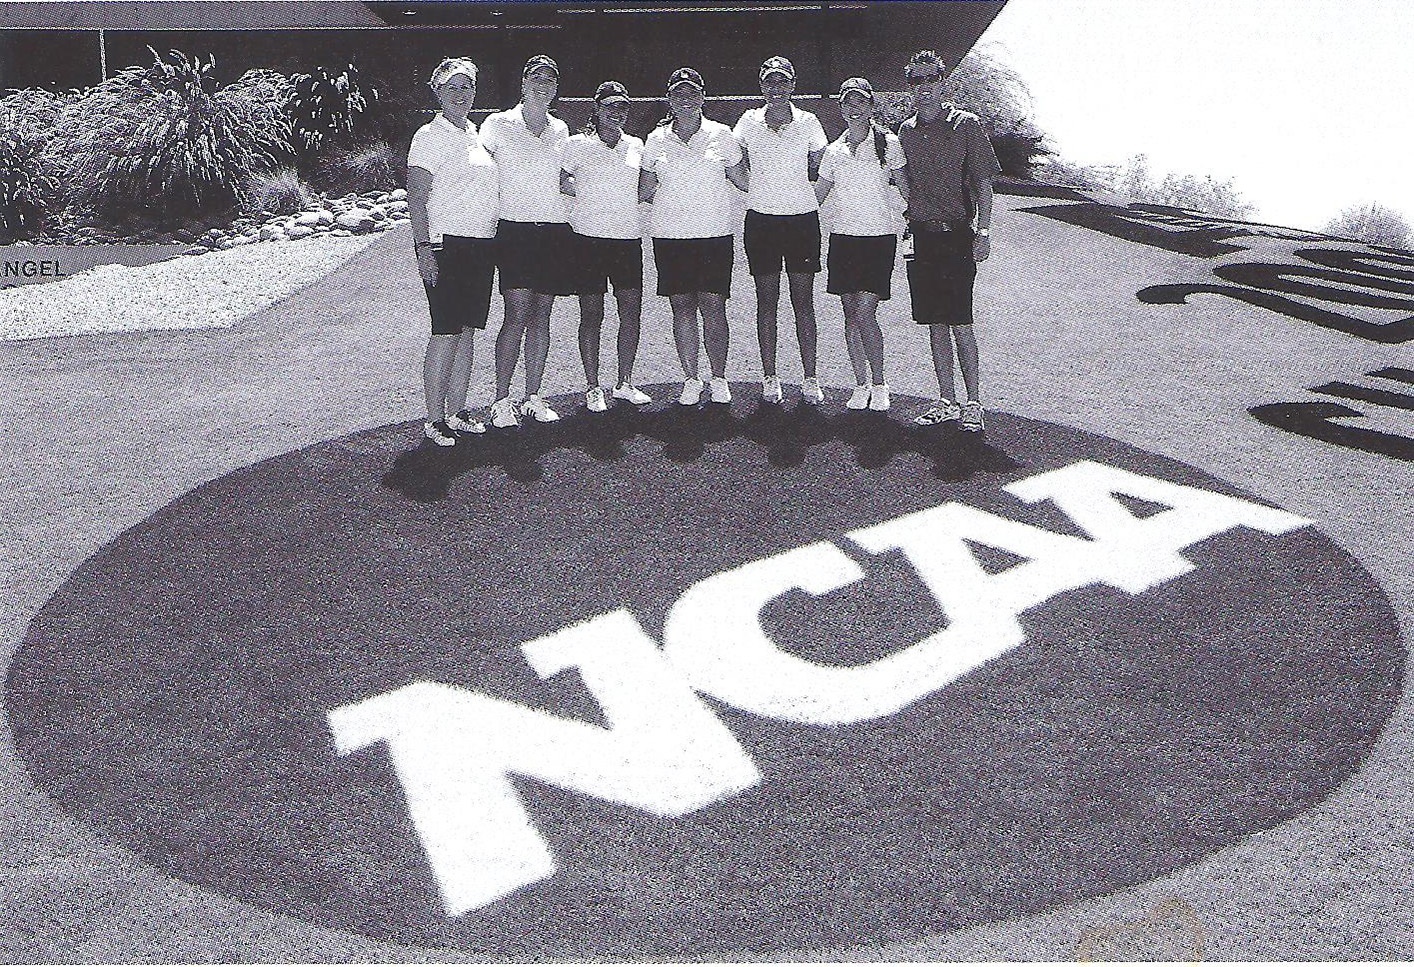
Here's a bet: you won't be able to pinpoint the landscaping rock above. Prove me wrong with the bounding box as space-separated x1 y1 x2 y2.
334 211 375 233
389 188 407 202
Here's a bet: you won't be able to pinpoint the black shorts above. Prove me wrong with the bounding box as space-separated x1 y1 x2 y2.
826 233 897 300
423 235 496 335
652 236 734 297
743 209 822 276
574 234 644 295
906 224 977 325
496 219 578 295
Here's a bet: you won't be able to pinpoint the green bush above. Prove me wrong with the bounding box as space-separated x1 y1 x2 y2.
312 140 402 196
0 128 58 238
61 48 292 223
0 88 75 238
243 165 315 216
288 64 378 156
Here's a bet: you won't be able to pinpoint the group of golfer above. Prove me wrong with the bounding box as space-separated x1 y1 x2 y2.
408 48 1000 446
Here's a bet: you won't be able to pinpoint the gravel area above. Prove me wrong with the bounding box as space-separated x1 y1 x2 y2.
0 234 379 342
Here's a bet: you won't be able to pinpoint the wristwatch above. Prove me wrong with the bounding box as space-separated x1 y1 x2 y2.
976 227 991 237
414 240 433 249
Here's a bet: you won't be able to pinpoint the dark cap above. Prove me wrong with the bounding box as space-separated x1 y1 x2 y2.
667 67 705 92
837 76 874 100
523 54 559 79
760 55 795 81
594 80 630 105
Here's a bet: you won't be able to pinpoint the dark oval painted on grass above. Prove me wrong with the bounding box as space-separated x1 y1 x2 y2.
8 388 1404 958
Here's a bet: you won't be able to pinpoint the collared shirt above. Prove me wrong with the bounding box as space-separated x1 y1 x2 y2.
818 128 907 237
897 105 1001 223
641 118 743 239
406 114 499 242
561 130 645 240
479 103 570 223
733 104 827 215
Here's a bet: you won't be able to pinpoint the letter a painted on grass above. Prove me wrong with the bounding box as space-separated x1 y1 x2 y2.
1005 460 1312 593
327 610 760 915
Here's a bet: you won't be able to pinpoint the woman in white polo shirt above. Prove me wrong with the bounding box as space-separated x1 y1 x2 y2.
733 55 829 406
479 54 575 428
407 57 499 447
815 76 910 412
560 80 652 411
639 67 747 407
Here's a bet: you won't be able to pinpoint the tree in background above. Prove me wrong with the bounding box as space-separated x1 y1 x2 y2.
1324 203 1411 249
873 47 1052 178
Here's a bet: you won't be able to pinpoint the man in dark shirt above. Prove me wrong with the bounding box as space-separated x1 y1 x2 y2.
898 49 1002 431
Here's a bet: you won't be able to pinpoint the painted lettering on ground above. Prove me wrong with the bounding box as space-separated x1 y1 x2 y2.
10 401 1400 957
1251 367 1414 461
329 461 1310 915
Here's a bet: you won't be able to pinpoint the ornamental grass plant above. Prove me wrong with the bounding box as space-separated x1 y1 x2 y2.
57 49 293 225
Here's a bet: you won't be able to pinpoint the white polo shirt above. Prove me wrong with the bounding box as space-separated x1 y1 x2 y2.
478 104 570 224
406 114 499 242
561 131 644 240
733 104 828 215
818 129 907 237
641 119 743 239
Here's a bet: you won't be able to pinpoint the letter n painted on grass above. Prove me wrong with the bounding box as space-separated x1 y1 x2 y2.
327 610 760 915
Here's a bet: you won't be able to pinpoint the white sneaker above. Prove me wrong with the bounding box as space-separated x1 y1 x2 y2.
613 383 652 405
710 377 732 404
423 419 455 447
490 397 519 428
868 383 891 411
586 386 609 412
960 400 986 432
761 375 783 404
914 399 962 426
846 385 871 410
519 395 561 423
679 377 704 405
801 376 824 405
445 409 486 434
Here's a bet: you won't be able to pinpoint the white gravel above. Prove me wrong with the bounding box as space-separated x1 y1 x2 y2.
0 234 379 342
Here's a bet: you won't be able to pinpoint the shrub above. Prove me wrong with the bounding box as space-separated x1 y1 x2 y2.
60 48 292 224
0 87 74 238
0 86 72 137
312 140 402 196
1324 203 1411 250
288 64 378 156
1113 154 1255 219
0 128 59 238
243 165 315 216
1033 157 1118 191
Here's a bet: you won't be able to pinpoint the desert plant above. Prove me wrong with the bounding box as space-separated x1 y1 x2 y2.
59 48 292 223
1325 203 1411 249
1113 154 1255 218
287 64 378 156
1032 156 1117 191
312 139 401 195
243 165 315 216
